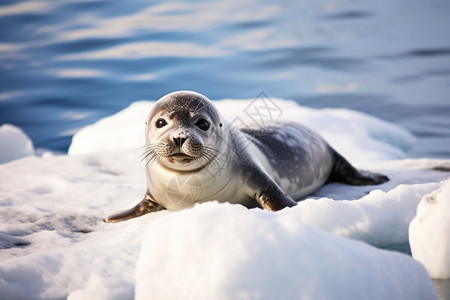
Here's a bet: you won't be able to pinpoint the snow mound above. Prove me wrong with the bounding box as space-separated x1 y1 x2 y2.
68 99 415 163
0 124 34 164
410 179 450 279
289 181 443 247
68 101 149 155
136 202 437 300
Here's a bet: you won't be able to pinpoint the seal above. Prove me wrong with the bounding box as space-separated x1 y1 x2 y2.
105 91 388 222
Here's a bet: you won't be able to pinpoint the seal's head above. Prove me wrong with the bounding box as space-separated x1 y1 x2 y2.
143 91 225 171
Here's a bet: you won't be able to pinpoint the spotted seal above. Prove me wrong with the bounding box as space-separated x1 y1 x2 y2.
105 91 388 222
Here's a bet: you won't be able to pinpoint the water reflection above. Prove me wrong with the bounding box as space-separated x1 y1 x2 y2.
56 41 228 60
0 0 449 157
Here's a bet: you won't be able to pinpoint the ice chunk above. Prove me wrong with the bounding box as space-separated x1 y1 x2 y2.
0 124 34 164
68 101 151 155
410 179 450 279
136 202 437 300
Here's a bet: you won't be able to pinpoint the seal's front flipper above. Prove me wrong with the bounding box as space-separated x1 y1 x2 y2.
104 194 165 223
257 185 297 211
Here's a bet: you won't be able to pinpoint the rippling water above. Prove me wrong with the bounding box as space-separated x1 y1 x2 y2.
0 0 449 157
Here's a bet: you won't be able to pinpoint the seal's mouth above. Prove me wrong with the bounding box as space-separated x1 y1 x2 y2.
167 153 196 164
169 153 192 159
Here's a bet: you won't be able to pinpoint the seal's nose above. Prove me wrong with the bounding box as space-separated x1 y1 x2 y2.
174 137 187 147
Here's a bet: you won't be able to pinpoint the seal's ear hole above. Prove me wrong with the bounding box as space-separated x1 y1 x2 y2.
219 123 223 127
155 118 168 128
195 118 210 131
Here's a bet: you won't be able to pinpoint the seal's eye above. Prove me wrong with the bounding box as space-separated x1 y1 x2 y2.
195 118 210 131
155 118 168 128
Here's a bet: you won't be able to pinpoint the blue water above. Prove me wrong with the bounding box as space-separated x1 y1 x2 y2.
0 0 449 159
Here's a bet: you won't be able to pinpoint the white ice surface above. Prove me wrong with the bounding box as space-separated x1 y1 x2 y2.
1 99 448 299
0 124 34 164
410 179 450 279
136 202 436 300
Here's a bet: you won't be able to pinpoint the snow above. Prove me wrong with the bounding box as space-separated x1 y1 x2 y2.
68 101 149 156
0 124 34 164
136 202 436 300
410 179 450 279
1 98 448 299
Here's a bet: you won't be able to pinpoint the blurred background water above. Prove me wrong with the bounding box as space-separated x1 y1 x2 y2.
0 0 449 157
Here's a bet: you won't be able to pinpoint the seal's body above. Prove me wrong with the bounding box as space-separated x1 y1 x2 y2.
105 91 388 222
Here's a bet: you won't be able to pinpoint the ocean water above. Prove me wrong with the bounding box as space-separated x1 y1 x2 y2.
0 0 449 157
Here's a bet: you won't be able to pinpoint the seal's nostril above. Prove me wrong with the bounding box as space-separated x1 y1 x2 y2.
174 137 187 147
